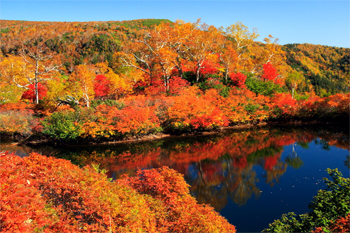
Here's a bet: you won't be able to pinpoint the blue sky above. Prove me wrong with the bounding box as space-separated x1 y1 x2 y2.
1 0 349 48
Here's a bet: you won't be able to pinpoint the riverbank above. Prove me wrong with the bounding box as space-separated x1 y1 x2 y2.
9 118 346 147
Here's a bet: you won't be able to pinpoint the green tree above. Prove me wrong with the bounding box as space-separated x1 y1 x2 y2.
245 77 285 97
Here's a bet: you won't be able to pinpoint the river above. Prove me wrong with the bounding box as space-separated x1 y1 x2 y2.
2 124 349 232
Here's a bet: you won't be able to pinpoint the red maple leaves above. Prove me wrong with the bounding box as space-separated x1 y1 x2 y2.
21 83 48 102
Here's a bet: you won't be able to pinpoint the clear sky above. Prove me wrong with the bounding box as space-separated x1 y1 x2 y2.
1 0 349 48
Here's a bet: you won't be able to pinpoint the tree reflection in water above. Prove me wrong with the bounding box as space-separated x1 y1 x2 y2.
4 125 349 211
230 166 261 207
186 161 261 209
285 144 304 169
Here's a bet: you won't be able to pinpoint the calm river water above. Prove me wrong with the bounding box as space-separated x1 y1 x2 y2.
2 125 349 232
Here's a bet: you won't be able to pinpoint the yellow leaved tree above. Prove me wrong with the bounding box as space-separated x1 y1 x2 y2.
0 55 33 103
95 62 133 98
68 64 95 107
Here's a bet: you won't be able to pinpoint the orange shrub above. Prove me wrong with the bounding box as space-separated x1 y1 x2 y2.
271 93 298 116
220 89 271 124
0 109 38 135
167 87 229 130
0 102 33 111
0 152 236 232
313 214 350 233
114 105 161 135
123 167 236 232
94 103 161 137
297 93 349 119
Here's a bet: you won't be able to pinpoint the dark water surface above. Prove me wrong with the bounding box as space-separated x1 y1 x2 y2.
2 125 349 232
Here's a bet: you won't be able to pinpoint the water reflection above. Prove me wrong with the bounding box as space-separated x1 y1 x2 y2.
2 125 349 211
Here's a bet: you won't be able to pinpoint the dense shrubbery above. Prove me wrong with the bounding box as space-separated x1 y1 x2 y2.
263 168 350 233
246 77 285 97
0 151 236 232
1 88 348 142
42 109 82 141
0 103 42 136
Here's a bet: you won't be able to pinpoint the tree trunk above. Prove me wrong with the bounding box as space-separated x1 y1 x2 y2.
164 76 170 92
84 93 90 108
35 80 39 104
35 60 39 104
176 57 183 78
167 76 170 91
196 65 201 83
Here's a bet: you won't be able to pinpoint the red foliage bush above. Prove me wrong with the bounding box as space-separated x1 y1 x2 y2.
199 56 221 76
298 93 350 118
0 153 54 232
0 102 33 111
145 79 166 96
94 74 110 98
93 96 162 136
167 87 229 130
271 93 297 115
262 62 278 82
190 107 229 129
114 105 160 135
230 72 247 88
0 152 236 232
329 213 350 233
133 80 148 95
168 76 190 95
21 83 48 102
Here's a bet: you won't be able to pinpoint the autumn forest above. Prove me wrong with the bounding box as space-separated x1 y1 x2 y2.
0 18 349 232
0 19 349 141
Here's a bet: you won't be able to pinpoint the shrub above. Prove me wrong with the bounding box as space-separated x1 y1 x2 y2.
230 72 247 89
0 106 38 136
246 77 285 97
123 167 237 232
271 93 298 117
113 105 161 135
167 87 229 131
42 110 82 141
94 98 162 137
220 88 271 124
0 151 236 232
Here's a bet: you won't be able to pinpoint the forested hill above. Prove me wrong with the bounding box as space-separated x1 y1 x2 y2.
282 43 349 96
0 19 173 69
0 19 349 97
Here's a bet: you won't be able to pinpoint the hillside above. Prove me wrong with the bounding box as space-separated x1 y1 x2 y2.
0 18 348 148
282 43 349 96
0 19 173 68
0 18 349 100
